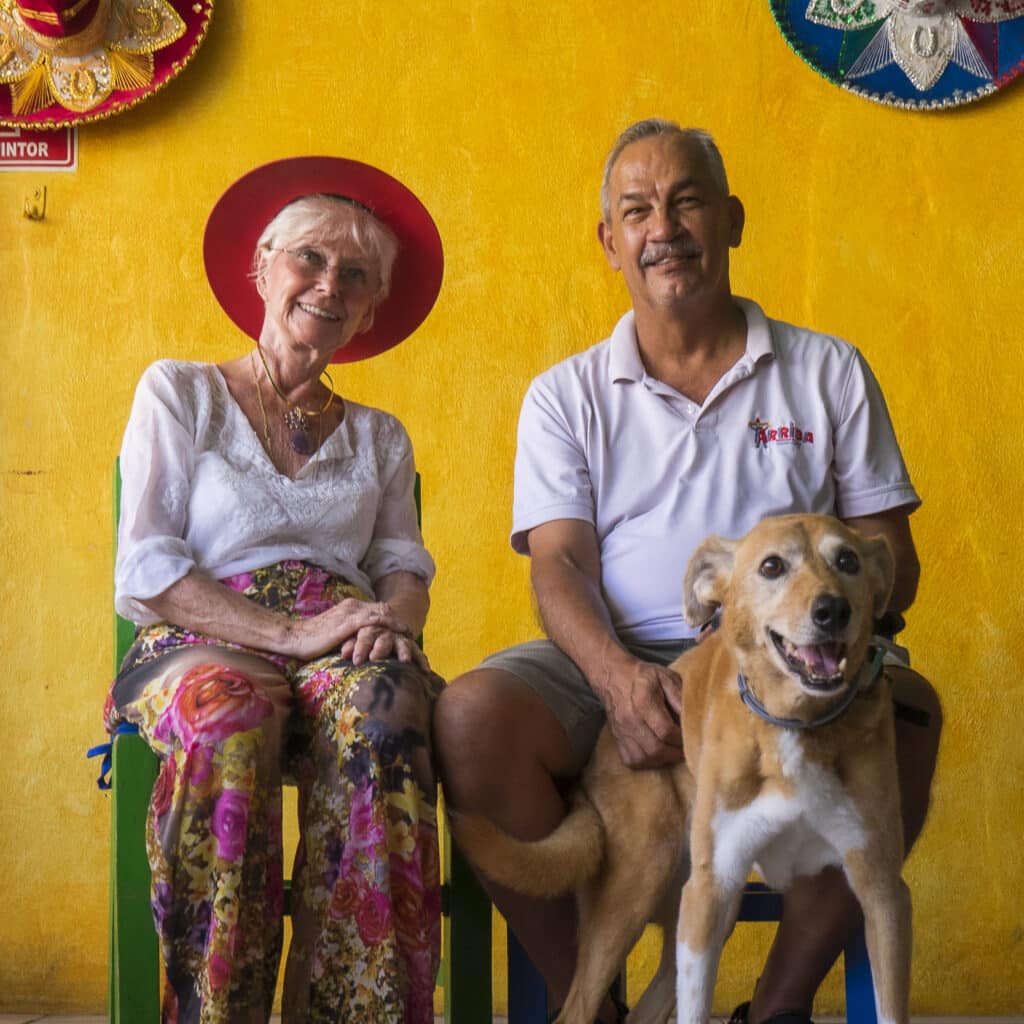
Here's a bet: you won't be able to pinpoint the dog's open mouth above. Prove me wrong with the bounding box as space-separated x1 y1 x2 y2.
770 630 847 691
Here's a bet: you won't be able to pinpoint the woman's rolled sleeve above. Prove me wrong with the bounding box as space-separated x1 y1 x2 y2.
362 538 436 587
115 537 197 623
362 419 435 588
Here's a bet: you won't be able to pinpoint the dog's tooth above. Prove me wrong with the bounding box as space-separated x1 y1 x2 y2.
838 657 847 673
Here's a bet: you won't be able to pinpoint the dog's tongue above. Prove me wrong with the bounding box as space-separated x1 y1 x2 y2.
797 643 843 677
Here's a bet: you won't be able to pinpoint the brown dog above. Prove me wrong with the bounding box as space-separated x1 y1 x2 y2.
453 515 909 1024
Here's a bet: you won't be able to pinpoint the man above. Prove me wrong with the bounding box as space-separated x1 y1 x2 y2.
435 119 941 1024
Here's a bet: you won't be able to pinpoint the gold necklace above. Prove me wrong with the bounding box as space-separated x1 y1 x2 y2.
255 342 336 456
250 352 275 456
250 354 324 478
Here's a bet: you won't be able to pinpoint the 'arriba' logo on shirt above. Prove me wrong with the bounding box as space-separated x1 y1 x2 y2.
749 416 815 450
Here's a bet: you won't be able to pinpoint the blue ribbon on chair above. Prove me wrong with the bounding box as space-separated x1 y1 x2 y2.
86 722 141 791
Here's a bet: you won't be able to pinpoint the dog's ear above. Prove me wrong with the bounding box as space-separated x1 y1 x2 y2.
859 533 895 619
683 535 738 627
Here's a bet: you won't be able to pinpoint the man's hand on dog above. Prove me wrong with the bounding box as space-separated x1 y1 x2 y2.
595 656 683 768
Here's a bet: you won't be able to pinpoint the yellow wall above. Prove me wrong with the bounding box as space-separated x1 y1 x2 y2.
2 1 1022 1015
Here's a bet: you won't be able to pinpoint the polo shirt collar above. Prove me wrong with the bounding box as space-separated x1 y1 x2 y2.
609 311 646 382
607 297 776 385
735 297 775 366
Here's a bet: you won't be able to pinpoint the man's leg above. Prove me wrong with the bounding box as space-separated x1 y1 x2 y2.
748 669 942 1022
435 666 597 1012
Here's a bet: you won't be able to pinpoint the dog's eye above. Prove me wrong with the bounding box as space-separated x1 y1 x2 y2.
836 549 860 574
759 556 786 579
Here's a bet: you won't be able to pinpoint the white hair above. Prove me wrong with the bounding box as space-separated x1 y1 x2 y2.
600 119 730 222
252 194 400 302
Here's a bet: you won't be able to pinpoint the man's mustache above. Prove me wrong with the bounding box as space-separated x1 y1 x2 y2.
640 242 702 266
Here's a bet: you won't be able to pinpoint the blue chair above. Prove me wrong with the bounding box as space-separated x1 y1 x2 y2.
502 881 877 1022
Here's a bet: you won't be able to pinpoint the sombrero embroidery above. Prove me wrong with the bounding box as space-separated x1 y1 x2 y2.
769 1 1024 109
0 0 213 127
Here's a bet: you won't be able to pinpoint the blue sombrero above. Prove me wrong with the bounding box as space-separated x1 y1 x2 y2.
769 1 1024 110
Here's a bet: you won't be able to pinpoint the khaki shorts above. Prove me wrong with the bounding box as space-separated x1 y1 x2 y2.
480 634 913 762
480 638 694 763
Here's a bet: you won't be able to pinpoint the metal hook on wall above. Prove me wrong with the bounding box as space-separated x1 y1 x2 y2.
24 186 47 221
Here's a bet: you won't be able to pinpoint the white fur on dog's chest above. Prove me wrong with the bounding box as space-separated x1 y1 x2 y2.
711 732 867 891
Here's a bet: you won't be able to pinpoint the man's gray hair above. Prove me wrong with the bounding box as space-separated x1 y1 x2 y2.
600 119 730 222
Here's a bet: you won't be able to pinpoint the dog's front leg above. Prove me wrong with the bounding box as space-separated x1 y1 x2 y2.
675 865 743 1024
842 850 912 1024
842 796 911 1020
675 788 748 1024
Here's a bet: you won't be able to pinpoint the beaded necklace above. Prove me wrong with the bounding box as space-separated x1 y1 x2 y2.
253 343 336 455
249 350 325 467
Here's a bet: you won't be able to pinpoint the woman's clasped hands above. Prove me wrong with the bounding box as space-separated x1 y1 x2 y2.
285 596 429 669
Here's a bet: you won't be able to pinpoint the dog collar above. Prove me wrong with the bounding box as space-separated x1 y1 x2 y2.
737 646 886 731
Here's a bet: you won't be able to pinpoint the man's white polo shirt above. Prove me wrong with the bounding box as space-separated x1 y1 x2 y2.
511 298 920 643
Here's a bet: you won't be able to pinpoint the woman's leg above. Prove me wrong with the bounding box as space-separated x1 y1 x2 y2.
110 646 292 1024
282 657 444 1024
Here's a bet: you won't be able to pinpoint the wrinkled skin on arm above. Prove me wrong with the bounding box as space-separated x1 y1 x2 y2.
143 567 428 668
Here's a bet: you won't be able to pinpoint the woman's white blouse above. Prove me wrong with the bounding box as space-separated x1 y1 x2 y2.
115 360 435 625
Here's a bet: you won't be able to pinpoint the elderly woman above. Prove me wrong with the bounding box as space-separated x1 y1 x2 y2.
104 158 445 1023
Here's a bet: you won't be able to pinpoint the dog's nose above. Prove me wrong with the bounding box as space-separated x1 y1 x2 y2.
811 594 851 632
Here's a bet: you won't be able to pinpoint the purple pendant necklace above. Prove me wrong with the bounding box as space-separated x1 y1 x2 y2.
253 344 336 456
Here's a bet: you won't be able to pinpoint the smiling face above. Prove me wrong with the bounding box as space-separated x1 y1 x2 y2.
260 238 378 356
739 523 881 694
598 133 744 317
255 196 397 361
684 515 894 699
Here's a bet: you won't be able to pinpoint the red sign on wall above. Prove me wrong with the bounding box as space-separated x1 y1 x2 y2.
0 126 77 172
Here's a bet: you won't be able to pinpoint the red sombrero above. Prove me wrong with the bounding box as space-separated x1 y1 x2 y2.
0 0 213 128
203 157 444 363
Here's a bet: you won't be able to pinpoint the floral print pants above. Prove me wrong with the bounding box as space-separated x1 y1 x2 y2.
104 562 444 1024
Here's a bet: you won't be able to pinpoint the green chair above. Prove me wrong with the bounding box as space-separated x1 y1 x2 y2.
95 461 495 1023
105 727 160 1021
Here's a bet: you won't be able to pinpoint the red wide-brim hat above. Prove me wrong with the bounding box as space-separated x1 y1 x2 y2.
0 0 213 129
203 157 444 363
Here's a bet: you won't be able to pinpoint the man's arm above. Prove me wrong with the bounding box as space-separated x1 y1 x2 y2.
527 518 682 768
843 506 920 614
